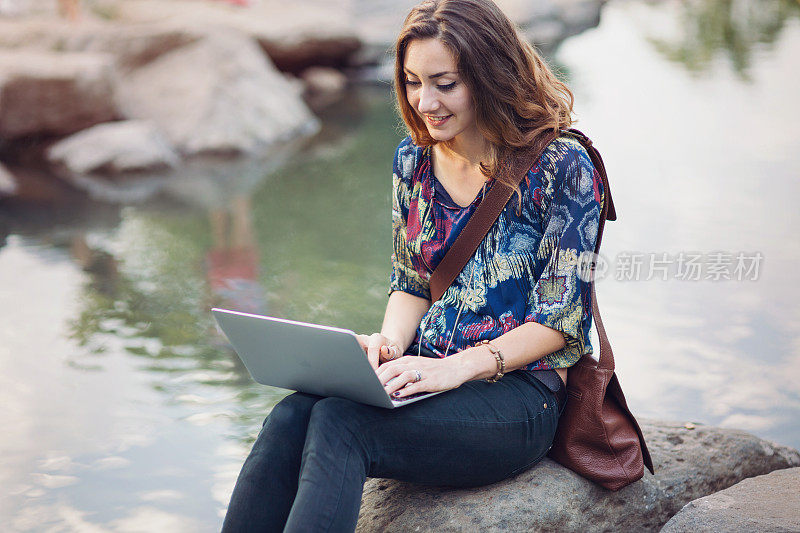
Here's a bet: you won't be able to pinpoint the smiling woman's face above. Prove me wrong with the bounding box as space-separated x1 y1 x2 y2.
403 38 479 144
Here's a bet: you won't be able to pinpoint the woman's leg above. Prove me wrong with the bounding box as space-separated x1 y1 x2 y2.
283 371 559 533
222 392 323 533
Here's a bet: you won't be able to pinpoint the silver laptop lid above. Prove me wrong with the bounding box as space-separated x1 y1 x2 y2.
212 308 441 408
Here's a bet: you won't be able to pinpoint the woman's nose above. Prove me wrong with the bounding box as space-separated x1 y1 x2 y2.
417 85 440 113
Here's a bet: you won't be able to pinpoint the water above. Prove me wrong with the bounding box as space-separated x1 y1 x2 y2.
1 0 799 530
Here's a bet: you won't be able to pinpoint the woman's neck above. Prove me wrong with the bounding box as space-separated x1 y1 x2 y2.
439 132 491 172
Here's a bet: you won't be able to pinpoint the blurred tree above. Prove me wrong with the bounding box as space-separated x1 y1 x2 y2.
648 0 800 80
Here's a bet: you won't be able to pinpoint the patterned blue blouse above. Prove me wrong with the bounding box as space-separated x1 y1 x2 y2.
389 132 604 370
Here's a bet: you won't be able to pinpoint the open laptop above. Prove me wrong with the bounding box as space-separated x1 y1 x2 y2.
212 308 444 408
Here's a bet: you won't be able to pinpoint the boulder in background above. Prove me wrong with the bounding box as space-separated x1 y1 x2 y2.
115 29 320 156
47 120 179 176
300 66 348 109
113 0 362 73
0 50 118 140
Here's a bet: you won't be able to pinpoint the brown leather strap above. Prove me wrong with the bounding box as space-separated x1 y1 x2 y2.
428 132 559 303
567 128 615 371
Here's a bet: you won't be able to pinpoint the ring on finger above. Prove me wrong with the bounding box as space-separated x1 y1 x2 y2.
413 369 422 383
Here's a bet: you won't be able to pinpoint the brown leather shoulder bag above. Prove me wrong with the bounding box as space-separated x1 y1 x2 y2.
428 128 654 490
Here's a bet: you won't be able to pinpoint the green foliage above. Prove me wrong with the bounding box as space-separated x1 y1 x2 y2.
648 0 800 80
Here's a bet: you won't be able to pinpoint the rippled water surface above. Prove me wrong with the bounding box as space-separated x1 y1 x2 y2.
1 1 799 530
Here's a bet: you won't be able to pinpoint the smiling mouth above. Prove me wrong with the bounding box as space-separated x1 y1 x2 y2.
424 114 452 126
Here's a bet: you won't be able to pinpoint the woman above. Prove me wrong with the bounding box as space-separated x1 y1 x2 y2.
222 0 602 531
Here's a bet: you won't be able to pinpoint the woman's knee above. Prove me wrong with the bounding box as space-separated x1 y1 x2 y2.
262 392 320 434
306 397 371 444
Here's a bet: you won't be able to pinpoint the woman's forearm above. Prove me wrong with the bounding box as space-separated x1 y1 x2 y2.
449 321 567 382
380 291 431 353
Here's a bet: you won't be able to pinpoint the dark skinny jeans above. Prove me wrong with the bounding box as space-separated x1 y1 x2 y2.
221 370 561 533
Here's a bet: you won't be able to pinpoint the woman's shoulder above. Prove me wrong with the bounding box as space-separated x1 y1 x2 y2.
519 131 599 211
538 131 592 171
527 131 595 187
393 135 426 182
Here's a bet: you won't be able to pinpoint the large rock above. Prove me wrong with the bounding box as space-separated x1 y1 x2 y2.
0 20 319 155
115 29 319 156
0 18 200 70
660 467 800 533
0 50 118 139
356 420 800 532
300 66 348 110
114 0 362 73
72 25 201 71
47 120 179 176
527 0 604 53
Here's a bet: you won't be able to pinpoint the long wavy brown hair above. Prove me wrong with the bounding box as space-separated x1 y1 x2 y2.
394 0 574 189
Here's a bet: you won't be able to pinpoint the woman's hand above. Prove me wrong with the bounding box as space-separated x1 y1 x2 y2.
377 355 467 398
355 333 402 371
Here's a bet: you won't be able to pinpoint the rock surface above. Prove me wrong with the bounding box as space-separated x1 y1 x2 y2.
47 120 179 176
660 467 800 533
356 420 800 532
114 29 319 156
0 18 199 70
0 49 118 139
518 0 604 52
73 25 201 71
114 0 361 73
301 66 349 109
0 20 320 155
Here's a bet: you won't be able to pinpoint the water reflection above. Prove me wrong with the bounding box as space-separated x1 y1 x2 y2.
207 196 265 315
0 85 400 529
61 85 401 441
646 0 800 79
560 0 800 446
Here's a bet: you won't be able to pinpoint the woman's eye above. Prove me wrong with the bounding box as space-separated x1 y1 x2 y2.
404 79 421 87
437 82 457 92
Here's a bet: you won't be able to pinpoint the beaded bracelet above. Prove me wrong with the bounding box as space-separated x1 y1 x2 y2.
479 339 505 383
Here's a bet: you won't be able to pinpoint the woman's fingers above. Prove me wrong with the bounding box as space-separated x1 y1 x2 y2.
377 357 417 384
355 334 378 370
380 356 465 398
392 379 423 398
378 343 401 364
353 337 456 397
354 334 369 351
378 357 429 395
360 333 403 370
366 333 390 370
376 359 403 384
383 369 420 395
